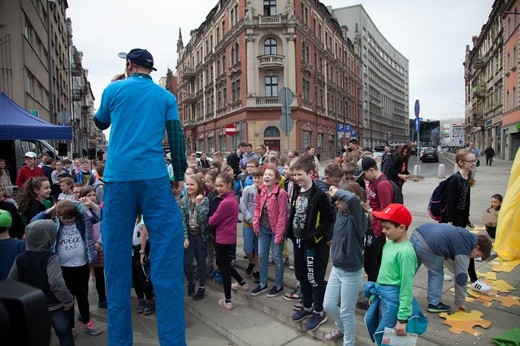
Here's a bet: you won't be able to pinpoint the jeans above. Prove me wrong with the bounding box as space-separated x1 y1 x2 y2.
410 233 444 306
323 266 364 346
103 176 185 345
50 307 74 346
258 225 284 288
242 225 258 254
184 233 207 287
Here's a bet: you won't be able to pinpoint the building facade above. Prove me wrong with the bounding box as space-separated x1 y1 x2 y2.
464 0 505 159
176 0 362 160
502 0 520 160
0 0 104 157
331 5 410 149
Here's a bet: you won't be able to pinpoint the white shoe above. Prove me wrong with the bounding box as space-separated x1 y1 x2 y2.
443 274 452 281
470 280 492 293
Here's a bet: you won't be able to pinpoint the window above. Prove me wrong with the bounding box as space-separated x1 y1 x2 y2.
198 139 205 152
232 80 241 102
231 4 239 26
208 136 215 153
220 134 227 152
302 42 310 63
265 76 278 97
302 78 310 101
231 42 239 65
264 0 276 15
302 129 312 148
264 126 280 137
264 38 277 55
317 133 323 150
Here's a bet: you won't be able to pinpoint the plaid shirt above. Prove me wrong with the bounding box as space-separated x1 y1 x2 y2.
166 119 187 182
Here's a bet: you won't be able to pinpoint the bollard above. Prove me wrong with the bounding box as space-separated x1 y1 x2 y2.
438 164 445 179
413 165 421 175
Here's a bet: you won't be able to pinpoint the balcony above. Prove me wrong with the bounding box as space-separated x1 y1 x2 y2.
72 88 84 101
183 92 196 104
258 15 282 26
258 55 284 70
184 118 197 129
473 83 486 98
255 97 279 107
473 58 486 69
182 68 195 80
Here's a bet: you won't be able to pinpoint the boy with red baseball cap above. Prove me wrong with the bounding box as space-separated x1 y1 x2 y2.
364 204 428 345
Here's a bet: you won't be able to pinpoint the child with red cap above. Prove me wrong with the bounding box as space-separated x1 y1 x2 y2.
364 203 428 345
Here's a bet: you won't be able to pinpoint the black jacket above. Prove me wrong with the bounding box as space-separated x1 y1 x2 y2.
286 182 334 244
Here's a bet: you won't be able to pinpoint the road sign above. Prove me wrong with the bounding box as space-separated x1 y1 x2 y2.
338 124 344 132
346 125 352 133
414 99 420 118
414 117 420 133
278 87 294 106
280 114 294 133
351 130 356 136
225 123 238 136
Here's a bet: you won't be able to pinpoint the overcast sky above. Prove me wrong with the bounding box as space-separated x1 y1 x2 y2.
67 0 492 121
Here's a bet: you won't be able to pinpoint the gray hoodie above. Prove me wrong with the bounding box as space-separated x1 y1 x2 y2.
8 220 74 311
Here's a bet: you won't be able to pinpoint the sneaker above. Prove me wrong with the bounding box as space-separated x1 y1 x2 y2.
304 311 327 331
214 272 223 284
356 300 369 310
207 270 216 278
218 298 233 310
283 288 302 301
289 265 295 270
324 329 343 341
187 283 196 296
427 302 451 313
82 321 101 335
266 285 284 298
193 288 205 301
252 271 260 283
444 274 453 281
137 299 146 313
291 308 313 322
250 284 268 296
143 299 155 315
246 263 255 276
231 282 250 291
98 299 107 309
293 302 303 311
470 280 492 293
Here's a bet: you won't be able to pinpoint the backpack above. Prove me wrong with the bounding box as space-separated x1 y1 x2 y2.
427 173 461 222
383 177 404 204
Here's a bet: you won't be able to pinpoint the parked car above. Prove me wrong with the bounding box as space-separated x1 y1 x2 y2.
420 147 439 162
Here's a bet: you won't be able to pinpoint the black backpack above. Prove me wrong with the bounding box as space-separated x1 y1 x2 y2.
383 177 403 204
427 173 461 222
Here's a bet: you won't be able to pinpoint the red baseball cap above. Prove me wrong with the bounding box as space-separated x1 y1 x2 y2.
371 203 412 227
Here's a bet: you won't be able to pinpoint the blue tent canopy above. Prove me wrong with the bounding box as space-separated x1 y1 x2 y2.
0 92 72 140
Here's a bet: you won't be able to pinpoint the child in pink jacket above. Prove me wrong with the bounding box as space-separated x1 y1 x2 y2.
250 164 288 298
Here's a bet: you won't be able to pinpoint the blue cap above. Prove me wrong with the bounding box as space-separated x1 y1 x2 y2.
118 48 157 71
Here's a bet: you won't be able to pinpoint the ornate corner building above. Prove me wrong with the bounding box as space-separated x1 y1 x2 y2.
176 0 365 160
465 0 520 161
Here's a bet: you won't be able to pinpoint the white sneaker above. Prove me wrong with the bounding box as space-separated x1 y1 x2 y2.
443 274 452 281
470 280 492 293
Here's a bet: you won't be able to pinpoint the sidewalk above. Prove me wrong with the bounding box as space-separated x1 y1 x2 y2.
57 156 518 345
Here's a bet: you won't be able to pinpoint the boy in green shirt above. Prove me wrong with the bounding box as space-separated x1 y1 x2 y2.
364 204 427 345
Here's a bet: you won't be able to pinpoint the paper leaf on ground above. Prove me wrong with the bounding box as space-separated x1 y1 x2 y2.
439 310 491 336
491 259 520 273
478 271 497 281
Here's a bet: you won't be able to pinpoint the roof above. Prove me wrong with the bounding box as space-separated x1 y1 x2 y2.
0 92 72 140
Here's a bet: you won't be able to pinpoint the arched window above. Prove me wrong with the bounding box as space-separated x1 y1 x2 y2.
264 38 277 55
264 126 280 137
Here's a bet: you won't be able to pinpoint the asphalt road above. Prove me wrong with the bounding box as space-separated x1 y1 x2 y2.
410 154 454 178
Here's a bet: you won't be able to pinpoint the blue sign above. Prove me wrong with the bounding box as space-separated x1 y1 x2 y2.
338 124 344 132
351 130 357 136
346 125 351 133
414 118 420 133
414 99 420 118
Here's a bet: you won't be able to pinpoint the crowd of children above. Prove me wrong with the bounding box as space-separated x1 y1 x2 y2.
0 146 502 345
